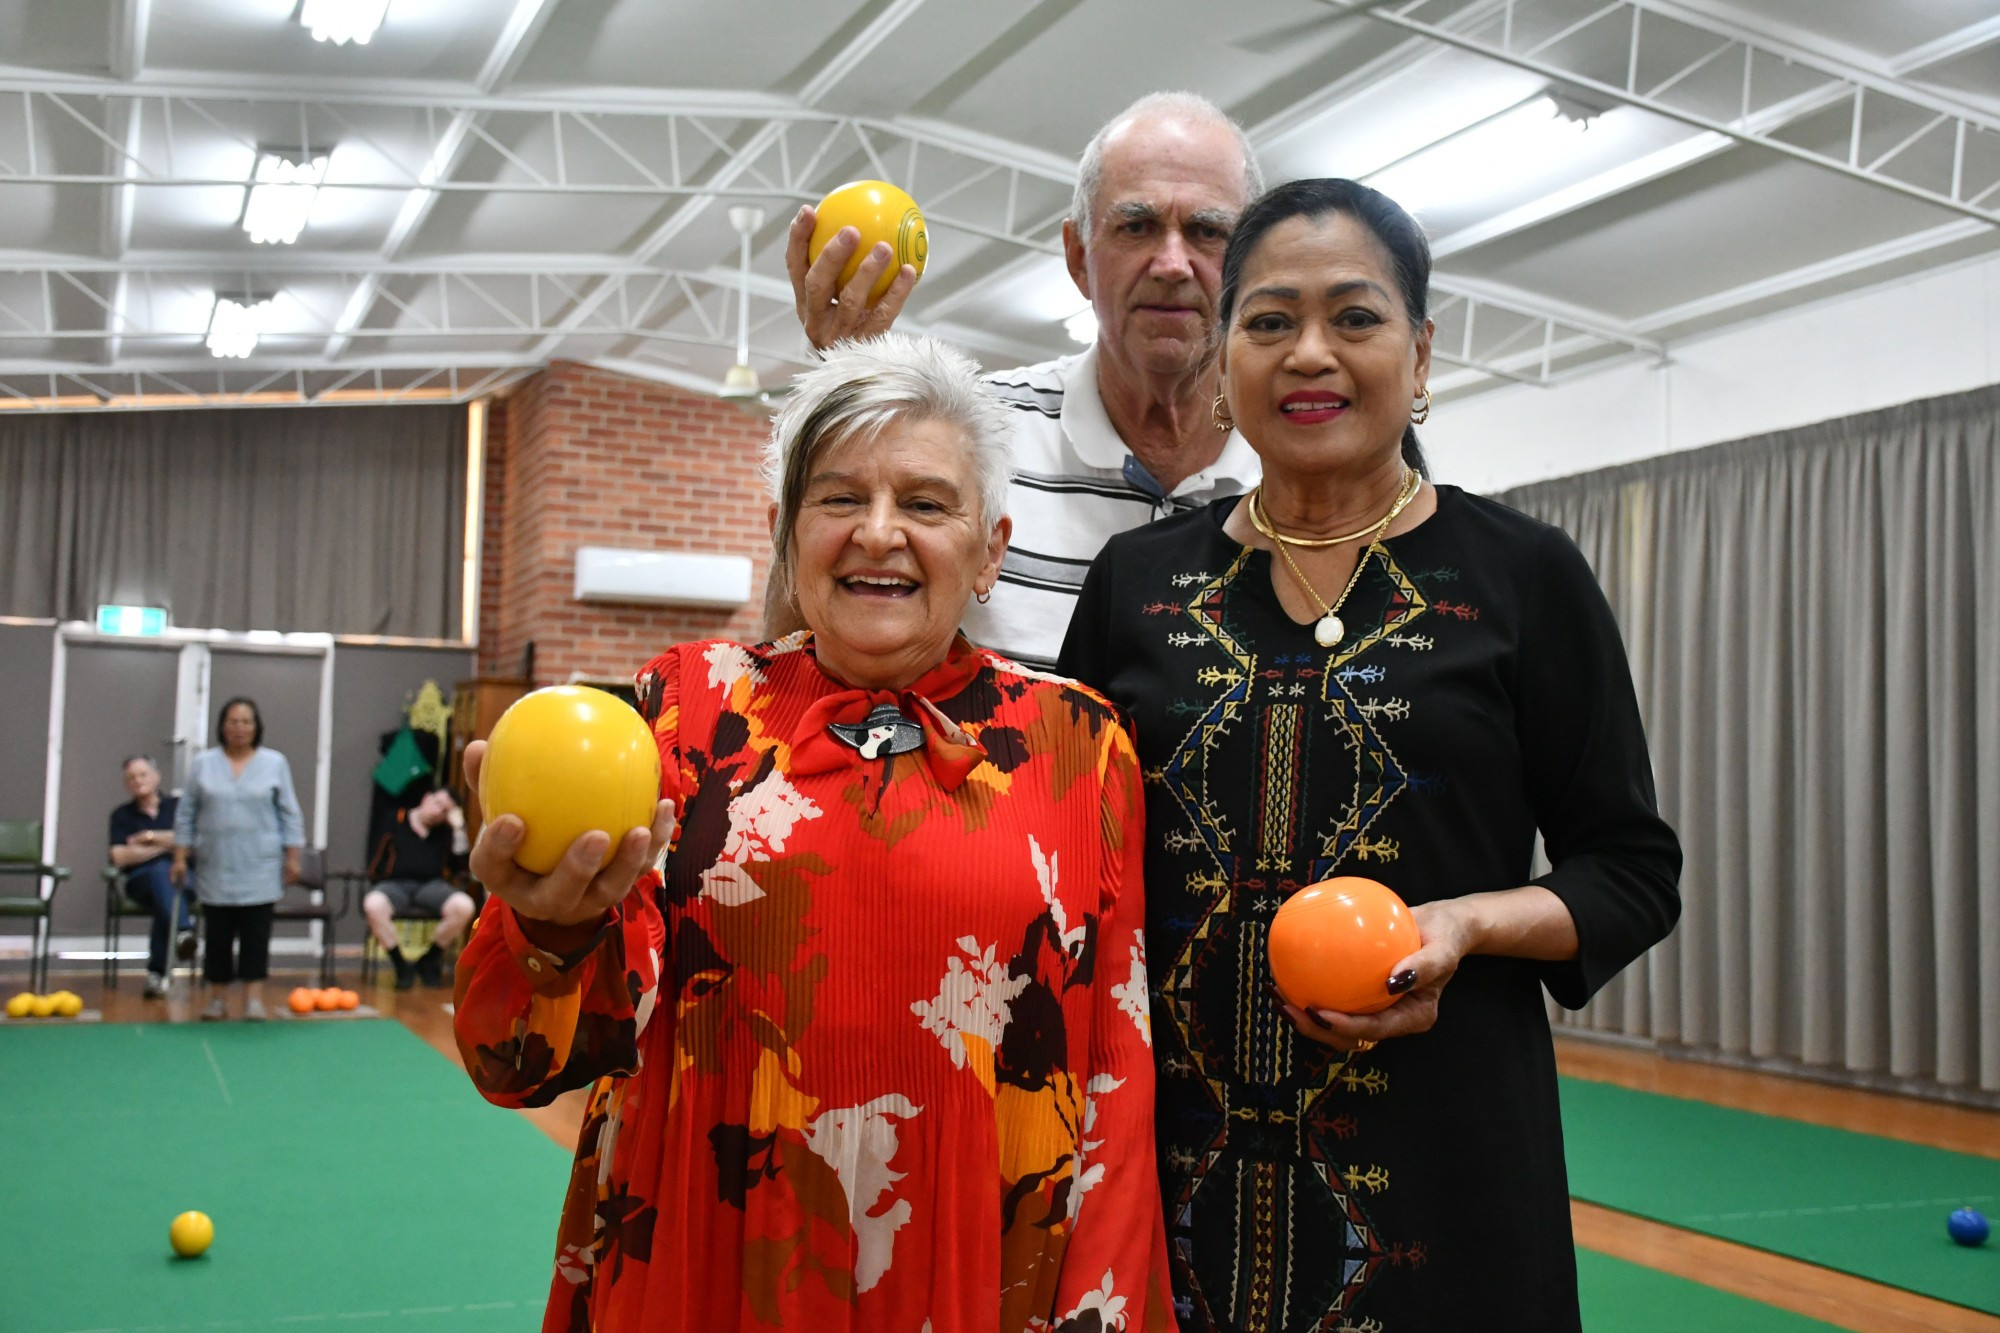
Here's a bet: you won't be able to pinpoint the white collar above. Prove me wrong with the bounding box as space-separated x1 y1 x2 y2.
1062 344 1262 493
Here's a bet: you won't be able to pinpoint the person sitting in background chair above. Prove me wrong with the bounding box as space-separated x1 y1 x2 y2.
362 786 471 989
108 755 192 999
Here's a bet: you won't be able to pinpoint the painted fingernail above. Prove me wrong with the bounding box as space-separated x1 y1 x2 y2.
1387 969 1418 994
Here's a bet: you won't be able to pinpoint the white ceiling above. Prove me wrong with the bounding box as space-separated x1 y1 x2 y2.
0 0 1995 410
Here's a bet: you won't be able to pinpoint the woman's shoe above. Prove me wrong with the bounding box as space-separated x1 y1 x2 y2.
143 973 169 1000
244 997 268 1021
199 995 227 1021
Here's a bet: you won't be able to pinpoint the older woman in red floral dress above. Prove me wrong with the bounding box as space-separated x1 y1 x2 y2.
454 334 1174 1333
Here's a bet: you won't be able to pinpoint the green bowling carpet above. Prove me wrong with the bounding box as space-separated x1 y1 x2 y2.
0 1020 1897 1331
1563 1074 2000 1316
0 1021 572 1333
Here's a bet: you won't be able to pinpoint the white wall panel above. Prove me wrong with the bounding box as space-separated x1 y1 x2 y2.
1425 251 2000 494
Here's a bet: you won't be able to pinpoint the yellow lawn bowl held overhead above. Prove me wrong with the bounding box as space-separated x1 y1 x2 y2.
808 180 929 304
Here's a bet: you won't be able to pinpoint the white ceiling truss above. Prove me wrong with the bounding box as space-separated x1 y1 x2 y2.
0 0 1992 412
1333 0 2000 224
0 84 1082 249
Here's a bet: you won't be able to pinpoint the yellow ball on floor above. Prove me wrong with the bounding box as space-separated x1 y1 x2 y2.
169 1210 213 1258
52 992 83 1017
4 992 32 1018
28 994 57 1018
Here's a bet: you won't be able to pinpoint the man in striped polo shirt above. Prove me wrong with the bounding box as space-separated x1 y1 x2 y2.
785 92 1263 667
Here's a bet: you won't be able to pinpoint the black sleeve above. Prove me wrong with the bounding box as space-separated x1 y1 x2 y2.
1514 525 1683 1009
1056 541 1118 693
108 803 133 852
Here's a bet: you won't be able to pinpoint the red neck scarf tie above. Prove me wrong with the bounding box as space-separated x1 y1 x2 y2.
786 637 988 792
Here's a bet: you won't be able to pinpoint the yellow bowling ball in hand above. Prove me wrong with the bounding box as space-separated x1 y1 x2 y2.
169 1210 213 1258
808 180 928 304
480 686 662 876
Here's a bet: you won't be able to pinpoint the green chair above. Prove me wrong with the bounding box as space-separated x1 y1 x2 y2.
0 820 69 993
103 864 199 990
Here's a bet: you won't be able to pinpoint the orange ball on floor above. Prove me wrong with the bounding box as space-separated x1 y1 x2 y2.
287 988 315 1014
336 989 359 1010
313 988 340 1011
1268 876 1421 1015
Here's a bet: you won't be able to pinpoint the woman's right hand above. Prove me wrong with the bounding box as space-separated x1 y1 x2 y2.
170 849 188 888
462 739 676 934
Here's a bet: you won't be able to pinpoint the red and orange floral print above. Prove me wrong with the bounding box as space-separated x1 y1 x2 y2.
455 633 1175 1333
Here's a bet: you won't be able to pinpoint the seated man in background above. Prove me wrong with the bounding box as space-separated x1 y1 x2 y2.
109 754 193 999
362 787 472 990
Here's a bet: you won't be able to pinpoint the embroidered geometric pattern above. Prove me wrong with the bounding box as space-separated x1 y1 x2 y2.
1148 541 1435 1330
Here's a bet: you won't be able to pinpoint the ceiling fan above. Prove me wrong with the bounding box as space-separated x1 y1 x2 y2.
718 205 786 413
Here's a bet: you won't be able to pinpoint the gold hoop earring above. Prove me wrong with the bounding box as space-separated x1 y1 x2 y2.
1411 388 1432 425
1212 391 1234 433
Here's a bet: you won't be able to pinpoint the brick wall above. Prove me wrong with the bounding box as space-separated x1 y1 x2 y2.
477 361 774 685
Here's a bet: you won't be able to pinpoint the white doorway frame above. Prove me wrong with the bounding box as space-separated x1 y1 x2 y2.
45 625 336 963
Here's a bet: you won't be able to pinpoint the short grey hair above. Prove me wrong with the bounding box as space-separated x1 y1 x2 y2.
764 333 1012 594
1070 91 1264 252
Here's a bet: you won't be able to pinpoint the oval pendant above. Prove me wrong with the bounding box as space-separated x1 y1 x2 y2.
1314 613 1343 648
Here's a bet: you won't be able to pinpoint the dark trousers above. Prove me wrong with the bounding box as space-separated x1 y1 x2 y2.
122 858 191 976
202 903 274 984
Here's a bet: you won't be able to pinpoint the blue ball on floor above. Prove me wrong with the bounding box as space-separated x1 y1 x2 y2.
1947 1207 1989 1246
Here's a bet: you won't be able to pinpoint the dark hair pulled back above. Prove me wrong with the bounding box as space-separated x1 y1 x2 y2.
1217 178 1433 477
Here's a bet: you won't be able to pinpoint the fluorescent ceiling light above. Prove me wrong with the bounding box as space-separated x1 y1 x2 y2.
299 0 391 46
1064 307 1098 345
206 296 270 359
242 151 328 245
1366 96 1593 218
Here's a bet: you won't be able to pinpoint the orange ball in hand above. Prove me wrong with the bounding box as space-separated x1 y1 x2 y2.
1268 876 1421 1015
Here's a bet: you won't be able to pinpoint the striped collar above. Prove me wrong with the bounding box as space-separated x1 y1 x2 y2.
1056 345 1261 496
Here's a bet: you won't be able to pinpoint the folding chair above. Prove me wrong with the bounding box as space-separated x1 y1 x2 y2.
103 863 202 990
272 849 356 988
0 820 69 993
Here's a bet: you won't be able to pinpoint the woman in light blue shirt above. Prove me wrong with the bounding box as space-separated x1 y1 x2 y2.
172 697 305 1021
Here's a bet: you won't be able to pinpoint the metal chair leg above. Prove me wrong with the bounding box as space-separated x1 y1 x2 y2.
32 913 49 994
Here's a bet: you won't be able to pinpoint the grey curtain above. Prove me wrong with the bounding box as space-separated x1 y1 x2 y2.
0 405 466 639
1500 383 2000 1094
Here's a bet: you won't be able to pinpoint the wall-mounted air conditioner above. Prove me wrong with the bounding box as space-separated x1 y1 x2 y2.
573 546 752 609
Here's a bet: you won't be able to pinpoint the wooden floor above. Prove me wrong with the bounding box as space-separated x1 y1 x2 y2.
28 964 2000 1333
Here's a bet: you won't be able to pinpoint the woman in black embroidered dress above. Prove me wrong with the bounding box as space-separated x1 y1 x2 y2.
1058 179 1682 1332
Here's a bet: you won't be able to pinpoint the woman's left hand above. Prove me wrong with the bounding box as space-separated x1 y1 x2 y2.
1280 898 1478 1053
283 849 301 886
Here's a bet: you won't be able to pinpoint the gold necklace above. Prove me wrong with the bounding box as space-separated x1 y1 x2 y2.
1248 469 1420 648
1247 467 1419 548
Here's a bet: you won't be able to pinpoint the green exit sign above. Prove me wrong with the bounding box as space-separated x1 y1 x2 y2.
96 605 167 636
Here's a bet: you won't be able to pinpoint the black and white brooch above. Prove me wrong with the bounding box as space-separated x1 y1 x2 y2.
827 702 925 761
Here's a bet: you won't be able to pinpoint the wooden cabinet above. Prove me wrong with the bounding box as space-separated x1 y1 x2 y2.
449 678 529 844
